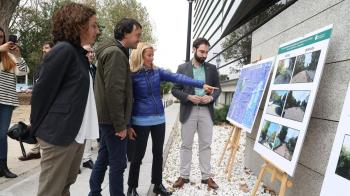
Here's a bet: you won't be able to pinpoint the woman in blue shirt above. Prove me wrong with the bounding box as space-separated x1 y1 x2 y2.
127 42 215 196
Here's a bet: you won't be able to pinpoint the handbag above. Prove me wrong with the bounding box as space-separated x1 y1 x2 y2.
7 121 37 158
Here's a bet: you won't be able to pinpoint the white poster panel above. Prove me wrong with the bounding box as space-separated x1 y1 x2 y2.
320 82 350 196
254 24 333 176
226 57 274 133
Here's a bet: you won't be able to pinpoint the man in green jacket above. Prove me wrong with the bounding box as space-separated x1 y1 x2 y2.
89 18 142 196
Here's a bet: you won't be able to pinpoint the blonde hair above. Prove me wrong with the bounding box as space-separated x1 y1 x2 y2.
130 42 156 72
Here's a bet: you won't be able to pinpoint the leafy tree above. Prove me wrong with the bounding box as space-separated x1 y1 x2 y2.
10 0 66 84
336 146 350 180
287 136 297 154
278 126 288 142
96 0 155 43
0 0 20 35
260 121 270 141
160 69 173 96
220 2 288 72
8 0 155 85
219 74 229 81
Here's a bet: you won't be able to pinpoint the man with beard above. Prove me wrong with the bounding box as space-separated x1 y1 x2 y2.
171 37 221 190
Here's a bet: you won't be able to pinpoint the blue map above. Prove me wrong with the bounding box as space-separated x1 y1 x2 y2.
227 61 273 131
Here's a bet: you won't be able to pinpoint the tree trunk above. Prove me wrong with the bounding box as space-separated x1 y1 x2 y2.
0 0 20 37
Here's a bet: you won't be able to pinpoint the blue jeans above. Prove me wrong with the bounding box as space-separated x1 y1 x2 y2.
89 124 127 196
0 104 14 160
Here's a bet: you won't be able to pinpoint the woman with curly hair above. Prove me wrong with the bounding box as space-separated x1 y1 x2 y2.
30 3 100 195
0 27 29 178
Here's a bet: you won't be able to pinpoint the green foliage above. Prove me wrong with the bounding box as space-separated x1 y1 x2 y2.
160 82 173 96
219 74 228 82
9 0 155 84
96 0 155 43
220 2 287 70
287 136 297 153
260 121 270 141
213 105 229 125
10 1 64 84
160 69 173 96
336 146 350 180
278 126 288 142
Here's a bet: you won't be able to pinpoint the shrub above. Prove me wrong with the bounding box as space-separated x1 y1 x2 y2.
213 105 229 125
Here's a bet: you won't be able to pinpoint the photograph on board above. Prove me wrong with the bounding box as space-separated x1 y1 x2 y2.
335 134 350 181
274 57 296 84
282 90 310 122
291 50 321 83
272 126 300 161
266 90 288 117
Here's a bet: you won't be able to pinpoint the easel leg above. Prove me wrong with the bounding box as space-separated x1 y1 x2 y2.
218 126 235 166
227 129 241 180
251 162 267 196
225 128 238 172
279 174 288 196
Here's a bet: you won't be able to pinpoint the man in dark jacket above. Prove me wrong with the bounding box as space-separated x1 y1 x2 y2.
89 18 142 196
171 38 221 190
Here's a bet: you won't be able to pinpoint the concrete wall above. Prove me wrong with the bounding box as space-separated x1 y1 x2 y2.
247 0 350 195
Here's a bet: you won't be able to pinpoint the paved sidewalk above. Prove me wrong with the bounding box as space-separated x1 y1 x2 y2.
0 103 180 196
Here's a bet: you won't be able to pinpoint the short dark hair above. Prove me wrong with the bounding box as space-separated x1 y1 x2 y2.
52 3 96 47
114 18 142 41
43 41 54 48
192 37 210 49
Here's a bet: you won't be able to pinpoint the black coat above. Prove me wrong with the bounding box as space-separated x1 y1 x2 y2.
171 61 222 123
30 42 90 146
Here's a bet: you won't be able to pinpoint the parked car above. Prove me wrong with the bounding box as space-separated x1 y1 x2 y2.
16 84 33 93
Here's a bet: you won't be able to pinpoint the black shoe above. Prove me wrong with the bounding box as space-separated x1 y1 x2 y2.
0 159 17 178
127 187 139 196
83 160 94 169
153 184 172 196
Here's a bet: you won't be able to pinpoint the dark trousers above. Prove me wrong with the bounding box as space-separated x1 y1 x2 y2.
128 123 165 188
89 124 127 196
0 104 14 160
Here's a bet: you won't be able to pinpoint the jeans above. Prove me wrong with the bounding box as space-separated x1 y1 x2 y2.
0 104 14 160
89 124 127 196
128 123 165 187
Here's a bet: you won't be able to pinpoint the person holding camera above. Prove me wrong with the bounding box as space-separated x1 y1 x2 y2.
0 27 29 178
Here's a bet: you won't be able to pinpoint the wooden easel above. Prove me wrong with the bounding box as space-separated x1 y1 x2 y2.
218 55 263 180
251 157 293 196
218 125 242 180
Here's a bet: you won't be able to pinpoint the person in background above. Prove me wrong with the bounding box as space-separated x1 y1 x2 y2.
126 42 216 196
18 41 54 162
172 37 221 190
80 44 96 170
0 27 29 178
89 18 142 196
30 3 100 195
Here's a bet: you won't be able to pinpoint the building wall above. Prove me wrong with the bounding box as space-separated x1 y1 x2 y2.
247 0 350 195
193 0 241 76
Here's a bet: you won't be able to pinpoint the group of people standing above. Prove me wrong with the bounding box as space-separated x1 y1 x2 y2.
0 2 222 196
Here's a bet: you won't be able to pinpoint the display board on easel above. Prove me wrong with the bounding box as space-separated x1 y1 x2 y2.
320 82 350 196
253 24 333 177
219 57 274 180
226 57 274 133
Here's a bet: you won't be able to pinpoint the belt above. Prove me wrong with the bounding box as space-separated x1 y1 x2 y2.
192 103 209 107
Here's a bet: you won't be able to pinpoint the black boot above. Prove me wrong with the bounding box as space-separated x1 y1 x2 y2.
153 184 172 196
127 187 139 196
0 159 17 178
